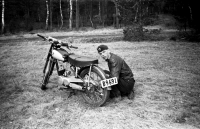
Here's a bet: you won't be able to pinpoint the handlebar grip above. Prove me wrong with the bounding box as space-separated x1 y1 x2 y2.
61 42 78 49
37 34 46 40
70 45 78 49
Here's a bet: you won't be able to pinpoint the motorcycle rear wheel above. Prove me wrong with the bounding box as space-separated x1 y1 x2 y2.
41 58 54 90
80 67 110 107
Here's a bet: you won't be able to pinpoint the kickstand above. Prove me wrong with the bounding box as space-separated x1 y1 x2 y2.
58 85 76 98
68 89 76 98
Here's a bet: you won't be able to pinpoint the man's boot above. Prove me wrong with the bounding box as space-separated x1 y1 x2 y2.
127 90 134 100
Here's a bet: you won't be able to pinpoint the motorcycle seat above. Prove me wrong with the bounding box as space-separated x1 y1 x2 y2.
68 54 98 67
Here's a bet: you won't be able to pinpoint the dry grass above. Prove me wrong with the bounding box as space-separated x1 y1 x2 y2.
0 28 200 129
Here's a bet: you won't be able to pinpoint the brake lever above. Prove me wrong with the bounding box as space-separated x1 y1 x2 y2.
64 44 69 50
61 42 71 50
69 45 78 49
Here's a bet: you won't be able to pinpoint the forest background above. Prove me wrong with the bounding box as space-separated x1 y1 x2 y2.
1 0 200 38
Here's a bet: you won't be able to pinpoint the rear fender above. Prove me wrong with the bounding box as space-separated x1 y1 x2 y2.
79 65 112 90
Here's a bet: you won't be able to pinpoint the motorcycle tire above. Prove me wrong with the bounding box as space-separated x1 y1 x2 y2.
80 66 110 107
41 58 54 90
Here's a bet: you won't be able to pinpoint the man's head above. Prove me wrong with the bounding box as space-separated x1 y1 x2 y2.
97 45 110 60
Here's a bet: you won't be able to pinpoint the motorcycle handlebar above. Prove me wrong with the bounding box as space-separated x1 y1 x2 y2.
37 34 47 40
37 34 57 42
69 45 78 49
37 33 78 49
61 42 78 49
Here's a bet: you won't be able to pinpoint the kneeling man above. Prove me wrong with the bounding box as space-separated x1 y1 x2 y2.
97 45 135 101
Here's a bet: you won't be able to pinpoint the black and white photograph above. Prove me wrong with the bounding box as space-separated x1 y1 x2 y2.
0 0 200 129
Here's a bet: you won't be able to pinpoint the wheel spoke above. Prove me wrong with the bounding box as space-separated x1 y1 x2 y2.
91 93 98 102
81 68 109 106
85 92 94 102
94 91 103 99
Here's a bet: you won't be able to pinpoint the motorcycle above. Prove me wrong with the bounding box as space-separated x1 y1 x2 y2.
37 34 118 106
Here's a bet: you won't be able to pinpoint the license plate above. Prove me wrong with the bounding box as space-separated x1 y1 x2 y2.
100 77 118 88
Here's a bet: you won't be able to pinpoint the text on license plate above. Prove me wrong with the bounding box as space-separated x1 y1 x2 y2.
100 77 118 88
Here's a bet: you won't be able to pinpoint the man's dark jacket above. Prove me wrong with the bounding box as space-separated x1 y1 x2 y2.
107 53 133 80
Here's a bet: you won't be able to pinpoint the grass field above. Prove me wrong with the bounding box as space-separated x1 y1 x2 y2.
0 28 200 129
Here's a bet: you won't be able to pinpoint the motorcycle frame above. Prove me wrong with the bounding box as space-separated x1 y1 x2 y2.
43 43 95 89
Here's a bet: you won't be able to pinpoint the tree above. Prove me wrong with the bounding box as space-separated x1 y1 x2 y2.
60 0 63 29
98 0 102 24
102 0 108 27
89 0 94 28
49 0 52 30
45 0 49 30
112 0 120 28
1 0 5 33
76 0 79 29
69 0 73 30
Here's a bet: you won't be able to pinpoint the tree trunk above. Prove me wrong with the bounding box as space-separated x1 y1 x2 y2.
146 0 149 16
102 0 108 27
134 2 139 22
1 0 5 33
101 0 105 27
69 0 73 30
76 0 79 29
188 6 193 21
38 8 41 22
60 0 63 29
45 0 49 30
113 0 119 28
84 2 87 26
49 0 52 30
98 1 102 24
89 0 94 28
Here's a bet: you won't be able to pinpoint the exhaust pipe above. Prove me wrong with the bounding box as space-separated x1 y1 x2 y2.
69 83 83 90
58 76 83 90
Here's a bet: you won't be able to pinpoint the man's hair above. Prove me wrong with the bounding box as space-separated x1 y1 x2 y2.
97 45 108 53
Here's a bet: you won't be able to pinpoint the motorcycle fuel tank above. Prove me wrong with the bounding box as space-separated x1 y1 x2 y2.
52 50 64 61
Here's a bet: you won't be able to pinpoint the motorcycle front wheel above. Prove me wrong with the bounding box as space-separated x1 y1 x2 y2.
41 57 55 90
80 66 110 107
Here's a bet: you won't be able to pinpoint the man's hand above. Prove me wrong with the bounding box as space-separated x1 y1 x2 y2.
104 70 111 78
